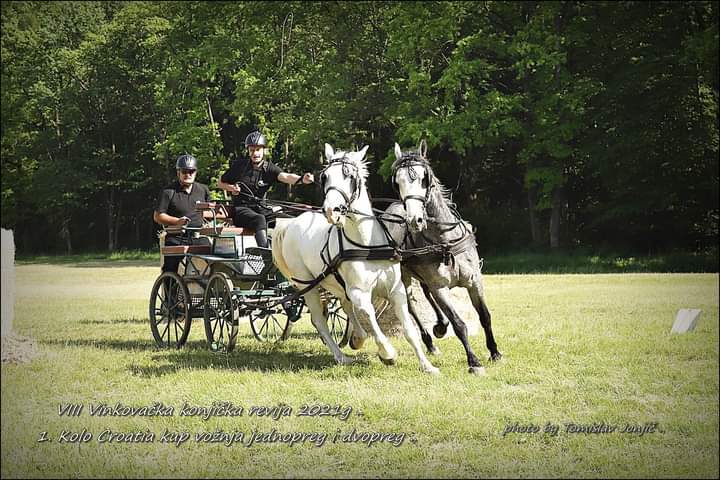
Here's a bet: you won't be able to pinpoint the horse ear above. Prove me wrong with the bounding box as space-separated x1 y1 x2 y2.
324 143 334 162
357 145 369 160
394 142 402 160
418 139 427 158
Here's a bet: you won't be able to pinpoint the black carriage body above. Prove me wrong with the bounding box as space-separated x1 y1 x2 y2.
148 200 348 350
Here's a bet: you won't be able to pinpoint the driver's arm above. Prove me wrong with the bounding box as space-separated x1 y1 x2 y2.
153 211 189 227
218 179 241 195
278 172 314 185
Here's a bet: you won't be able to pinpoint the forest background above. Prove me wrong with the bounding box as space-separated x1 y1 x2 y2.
1 1 718 259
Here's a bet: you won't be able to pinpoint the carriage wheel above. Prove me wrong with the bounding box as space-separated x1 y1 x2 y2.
149 272 192 348
326 297 350 346
248 304 290 343
203 272 238 353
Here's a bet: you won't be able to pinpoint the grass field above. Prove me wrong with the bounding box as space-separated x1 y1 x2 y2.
1 261 718 478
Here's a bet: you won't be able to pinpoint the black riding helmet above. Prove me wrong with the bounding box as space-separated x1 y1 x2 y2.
176 154 198 170
245 131 267 147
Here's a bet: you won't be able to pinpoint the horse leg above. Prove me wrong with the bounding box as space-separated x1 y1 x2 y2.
422 282 449 338
346 287 397 365
341 298 368 350
404 276 440 355
432 287 485 375
391 286 440 375
305 289 354 365
467 279 502 362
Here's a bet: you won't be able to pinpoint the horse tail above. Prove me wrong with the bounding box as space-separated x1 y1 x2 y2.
271 219 292 280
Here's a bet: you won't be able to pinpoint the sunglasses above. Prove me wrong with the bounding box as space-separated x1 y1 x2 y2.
180 169 197 175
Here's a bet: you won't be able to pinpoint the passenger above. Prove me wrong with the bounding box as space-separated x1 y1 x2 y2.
153 154 210 273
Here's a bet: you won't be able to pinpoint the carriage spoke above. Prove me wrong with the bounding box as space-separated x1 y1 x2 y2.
160 320 170 342
259 315 270 337
174 316 185 344
272 313 283 337
217 312 227 339
211 313 221 338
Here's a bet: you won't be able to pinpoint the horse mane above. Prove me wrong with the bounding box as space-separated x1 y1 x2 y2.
393 150 454 205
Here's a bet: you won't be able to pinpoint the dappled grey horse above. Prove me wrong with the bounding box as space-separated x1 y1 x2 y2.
385 141 502 374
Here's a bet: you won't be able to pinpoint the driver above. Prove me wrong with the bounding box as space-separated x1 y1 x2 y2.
217 130 314 251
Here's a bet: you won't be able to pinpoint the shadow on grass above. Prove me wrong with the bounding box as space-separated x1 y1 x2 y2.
39 335 371 376
135 346 343 377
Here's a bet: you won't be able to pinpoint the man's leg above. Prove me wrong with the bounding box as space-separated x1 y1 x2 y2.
233 206 269 248
254 228 268 248
162 235 186 274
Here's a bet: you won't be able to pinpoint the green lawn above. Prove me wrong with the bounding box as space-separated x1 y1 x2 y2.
1 262 718 478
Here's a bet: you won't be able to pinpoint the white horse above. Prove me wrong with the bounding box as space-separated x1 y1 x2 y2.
272 143 439 374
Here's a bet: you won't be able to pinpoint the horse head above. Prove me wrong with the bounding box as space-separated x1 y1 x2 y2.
392 139 431 232
321 143 370 227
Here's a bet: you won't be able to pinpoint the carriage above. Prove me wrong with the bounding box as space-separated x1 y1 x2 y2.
148 200 349 351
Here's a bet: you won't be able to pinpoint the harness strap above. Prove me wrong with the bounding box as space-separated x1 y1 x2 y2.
401 230 476 268
289 223 402 304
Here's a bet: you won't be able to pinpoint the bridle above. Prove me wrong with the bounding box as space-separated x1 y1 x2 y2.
320 156 360 215
392 152 434 211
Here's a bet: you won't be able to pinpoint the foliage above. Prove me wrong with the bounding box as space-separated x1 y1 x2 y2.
1 1 718 254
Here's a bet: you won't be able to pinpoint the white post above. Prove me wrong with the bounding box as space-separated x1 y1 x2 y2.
1 228 15 338
671 309 701 334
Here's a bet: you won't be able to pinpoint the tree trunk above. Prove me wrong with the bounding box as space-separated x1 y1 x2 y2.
60 218 73 254
549 187 563 249
134 217 141 248
107 189 116 252
527 187 543 246
113 197 123 252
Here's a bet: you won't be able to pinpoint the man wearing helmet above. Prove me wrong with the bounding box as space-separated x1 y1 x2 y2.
217 130 314 250
154 154 211 273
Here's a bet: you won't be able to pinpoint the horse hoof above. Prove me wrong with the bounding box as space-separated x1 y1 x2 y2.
425 367 441 376
489 352 503 362
468 366 486 376
339 356 355 365
429 346 442 357
433 324 448 338
379 355 396 366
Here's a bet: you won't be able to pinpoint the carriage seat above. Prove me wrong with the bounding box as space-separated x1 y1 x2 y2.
161 245 212 255
220 227 255 236
197 202 235 223
196 226 253 236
